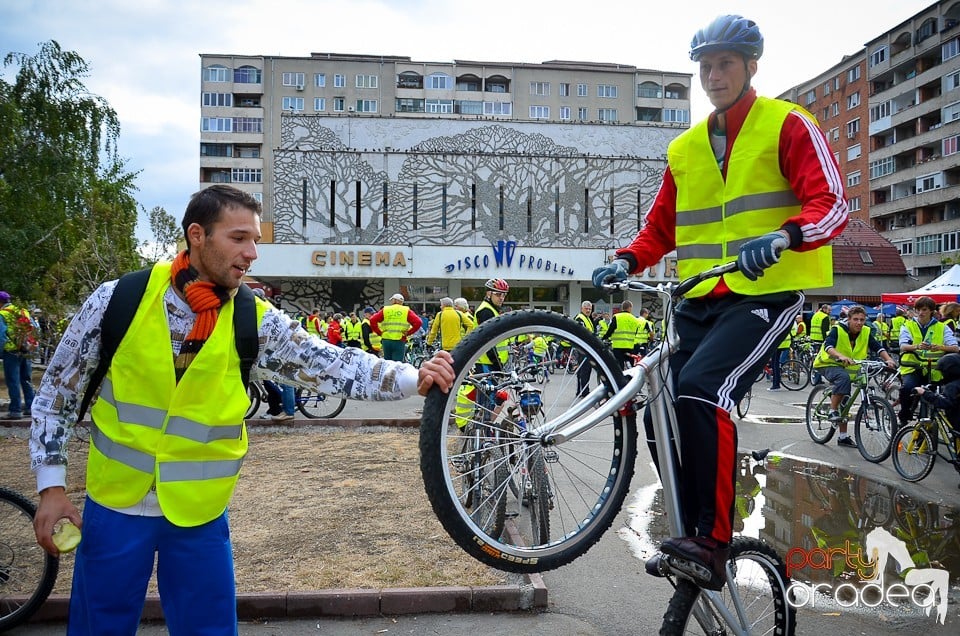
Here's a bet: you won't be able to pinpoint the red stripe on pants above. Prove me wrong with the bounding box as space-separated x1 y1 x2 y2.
711 405 736 543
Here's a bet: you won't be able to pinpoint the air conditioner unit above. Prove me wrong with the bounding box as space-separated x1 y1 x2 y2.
296 84 304 91
347 106 355 112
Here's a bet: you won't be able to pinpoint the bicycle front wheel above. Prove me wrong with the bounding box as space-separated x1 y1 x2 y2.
295 389 347 419
244 382 261 419
779 360 809 391
805 385 836 444
660 536 795 636
891 424 937 482
0 488 59 632
736 387 752 419
854 397 897 463
420 310 637 573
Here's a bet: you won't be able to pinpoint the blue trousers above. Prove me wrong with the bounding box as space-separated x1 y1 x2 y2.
69 497 237 635
2 350 34 415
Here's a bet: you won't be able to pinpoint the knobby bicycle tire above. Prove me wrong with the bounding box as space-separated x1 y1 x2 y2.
660 536 795 636
805 385 836 444
892 424 937 482
420 310 637 573
295 388 347 419
779 360 809 391
0 488 59 633
854 396 897 463
524 451 551 546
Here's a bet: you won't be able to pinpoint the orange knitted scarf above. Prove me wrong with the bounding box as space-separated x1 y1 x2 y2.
171 250 233 381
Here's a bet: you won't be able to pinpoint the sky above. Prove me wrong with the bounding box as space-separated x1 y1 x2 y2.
0 0 936 241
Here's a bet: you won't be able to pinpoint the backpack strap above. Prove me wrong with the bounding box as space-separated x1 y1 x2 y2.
78 268 152 420
233 284 258 387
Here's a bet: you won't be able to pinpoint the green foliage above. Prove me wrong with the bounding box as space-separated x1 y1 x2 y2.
0 40 141 315
142 205 181 264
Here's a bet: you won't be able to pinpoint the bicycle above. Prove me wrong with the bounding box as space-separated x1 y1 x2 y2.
420 262 794 635
736 386 752 419
244 380 346 419
804 359 898 463
0 487 59 632
891 385 960 482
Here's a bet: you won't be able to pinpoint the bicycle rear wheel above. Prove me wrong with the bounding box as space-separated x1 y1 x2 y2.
805 385 836 444
660 536 794 636
779 360 809 391
854 397 897 462
420 310 636 573
736 387 751 419
891 424 937 482
244 382 261 419
295 389 347 419
0 488 59 632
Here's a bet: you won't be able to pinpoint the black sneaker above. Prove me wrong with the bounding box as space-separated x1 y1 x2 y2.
837 436 857 448
659 536 729 590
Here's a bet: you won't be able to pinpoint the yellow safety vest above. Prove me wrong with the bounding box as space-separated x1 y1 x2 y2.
87 263 267 527
344 320 363 342
362 318 381 351
810 311 830 342
306 314 321 336
609 312 640 350
575 313 594 334
476 300 508 364
636 316 652 345
814 324 870 374
900 320 948 380
670 97 833 298
380 304 410 341
531 335 548 357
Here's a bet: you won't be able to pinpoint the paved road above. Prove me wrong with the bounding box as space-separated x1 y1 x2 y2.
12 382 960 634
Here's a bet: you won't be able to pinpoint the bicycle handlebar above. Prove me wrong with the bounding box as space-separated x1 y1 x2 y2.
601 261 738 299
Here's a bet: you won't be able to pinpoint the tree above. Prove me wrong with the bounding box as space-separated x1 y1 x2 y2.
0 40 140 312
141 205 181 264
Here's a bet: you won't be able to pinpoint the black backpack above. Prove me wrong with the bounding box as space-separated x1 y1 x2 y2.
77 268 259 420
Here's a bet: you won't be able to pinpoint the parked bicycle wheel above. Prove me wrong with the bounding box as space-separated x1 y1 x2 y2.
295 389 346 419
779 359 809 391
420 310 637 573
736 387 752 419
521 450 551 546
0 487 59 632
660 536 794 636
805 385 836 444
244 381 261 419
854 397 897 462
891 424 937 482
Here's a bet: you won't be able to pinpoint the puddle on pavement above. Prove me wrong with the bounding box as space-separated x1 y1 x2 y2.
619 453 960 625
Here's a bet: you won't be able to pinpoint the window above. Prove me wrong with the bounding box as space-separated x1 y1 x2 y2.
396 98 424 113
870 101 892 122
559 83 570 97
200 143 231 157
832 102 840 116
282 72 305 87
333 97 345 112
847 143 861 161
577 83 588 97
235 145 259 158
917 234 942 256
598 108 617 122
232 117 262 133
665 87 682 99
281 96 304 111
869 46 887 67
835 77 841 90
529 105 550 119
456 77 481 91
482 101 512 115
203 65 229 82
846 118 860 138
397 72 422 89
231 168 262 183
917 18 937 43
426 99 454 113
823 82 831 96
848 196 861 212
638 82 663 98
314 73 326 87
945 101 960 121
847 171 861 187
530 81 550 96
355 99 377 113
356 74 378 88
822 107 829 120
805 90 816 105
869 156 895 179
597 84 618 98
944 134 960 156
560 106 571 120
663 108 689 124
847 92 860 109
234 66 261 83
829 127 839 141
945 231 960 251
945 37 960 62
948 71 960 91
334 74 346 88
834 151 841 165
201 117 232 132
202 92 233 107
847 65 861 82
895 240 913 256
314 97 326 111
428 73 452 90
578 107 588 121
455 100 482 114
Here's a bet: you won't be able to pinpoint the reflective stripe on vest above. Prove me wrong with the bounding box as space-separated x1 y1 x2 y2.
813 324 871 373
87 262 266 527
380 305 410 340
669 97 833 298
810 312 829 342
344 320 363 341
362 318 381 351
610 312 639 350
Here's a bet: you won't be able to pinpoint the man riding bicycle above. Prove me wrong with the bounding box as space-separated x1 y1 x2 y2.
898 295 959 428
592 14 847 590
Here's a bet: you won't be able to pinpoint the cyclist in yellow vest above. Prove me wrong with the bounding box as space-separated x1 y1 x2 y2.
361 306 382 355
27 185 455 634
1 292 37 419
890 308 907 354
898 295 960 428
370 293 423 361
636 307 655 355
426 297 469 352
475 278 510 372
813 305 896 446
573 300 595 398
591 15 847 591
603 299 641 369
343 311 363 348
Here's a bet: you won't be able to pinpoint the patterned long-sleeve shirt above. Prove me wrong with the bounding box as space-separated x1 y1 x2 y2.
29 280 420 496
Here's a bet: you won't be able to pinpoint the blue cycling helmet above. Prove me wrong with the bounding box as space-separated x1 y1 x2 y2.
690 15 764 62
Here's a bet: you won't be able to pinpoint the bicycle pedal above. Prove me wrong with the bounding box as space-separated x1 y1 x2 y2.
662 554 723 590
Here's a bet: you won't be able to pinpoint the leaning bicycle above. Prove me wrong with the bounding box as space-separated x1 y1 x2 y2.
245 380 346 419
891 386 960 482
420 262 794 635
0 487 59 632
